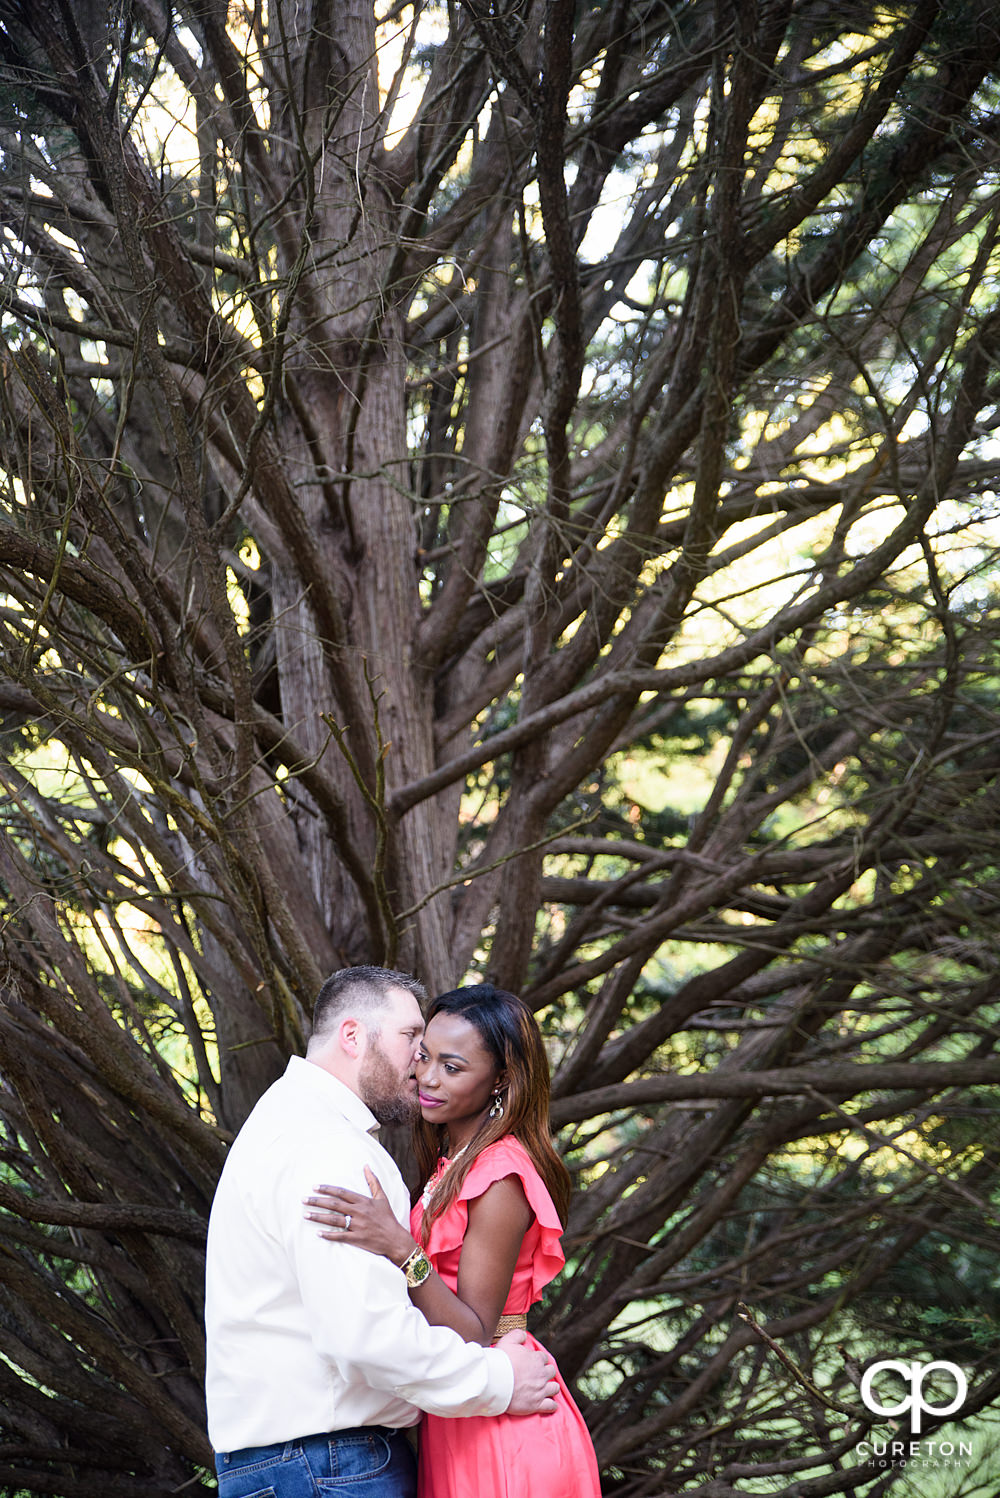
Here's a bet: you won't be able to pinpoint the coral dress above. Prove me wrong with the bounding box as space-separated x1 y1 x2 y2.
411 1136 601 1498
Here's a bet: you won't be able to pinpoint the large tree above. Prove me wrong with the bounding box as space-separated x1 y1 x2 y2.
1 0 1000 1492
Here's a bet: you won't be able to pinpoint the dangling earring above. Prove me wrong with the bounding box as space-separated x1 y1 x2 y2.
489 1090 505 1120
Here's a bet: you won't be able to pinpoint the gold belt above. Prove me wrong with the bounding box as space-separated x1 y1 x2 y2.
492 1313 528 1343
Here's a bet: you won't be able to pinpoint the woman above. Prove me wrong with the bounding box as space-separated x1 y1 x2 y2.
305 983 601 1498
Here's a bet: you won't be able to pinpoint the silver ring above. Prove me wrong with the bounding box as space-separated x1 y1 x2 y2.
343 1214 352 1232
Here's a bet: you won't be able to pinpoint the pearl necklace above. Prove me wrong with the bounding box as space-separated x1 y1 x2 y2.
421 1144 469 1208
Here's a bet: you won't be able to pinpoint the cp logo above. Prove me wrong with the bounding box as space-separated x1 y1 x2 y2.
861 1360 967 1435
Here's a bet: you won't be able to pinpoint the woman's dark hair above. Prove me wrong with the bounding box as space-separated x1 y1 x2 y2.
413 984 572 1240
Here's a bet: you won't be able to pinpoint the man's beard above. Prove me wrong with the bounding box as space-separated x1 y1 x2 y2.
359 1036 418 1127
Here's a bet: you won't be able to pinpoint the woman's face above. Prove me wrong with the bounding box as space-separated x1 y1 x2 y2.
415 1011 503 1139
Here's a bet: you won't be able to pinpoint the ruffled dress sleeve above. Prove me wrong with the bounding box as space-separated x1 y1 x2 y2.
411 1136 565 1308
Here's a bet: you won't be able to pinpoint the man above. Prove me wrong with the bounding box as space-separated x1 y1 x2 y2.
205 965 559 1496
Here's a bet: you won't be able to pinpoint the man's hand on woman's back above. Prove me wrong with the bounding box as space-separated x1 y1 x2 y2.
496 1330 559 1415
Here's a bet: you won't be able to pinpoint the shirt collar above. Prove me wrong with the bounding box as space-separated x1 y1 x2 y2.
285 1054 381 1134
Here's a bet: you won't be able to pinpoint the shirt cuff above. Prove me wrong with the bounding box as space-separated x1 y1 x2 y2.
482 1345 516 1414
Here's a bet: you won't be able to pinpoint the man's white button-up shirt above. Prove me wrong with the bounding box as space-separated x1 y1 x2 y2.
205 1056 514 1452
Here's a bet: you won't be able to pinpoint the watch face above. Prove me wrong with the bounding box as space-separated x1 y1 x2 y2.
408 1252 431 1287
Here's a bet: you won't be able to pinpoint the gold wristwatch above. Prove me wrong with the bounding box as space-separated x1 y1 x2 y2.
399 1245 432 1288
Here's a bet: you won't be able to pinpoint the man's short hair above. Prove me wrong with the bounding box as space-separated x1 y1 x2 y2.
308 965 427 1049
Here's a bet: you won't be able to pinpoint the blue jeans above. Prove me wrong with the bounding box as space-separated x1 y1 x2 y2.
215 1427 417 1498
